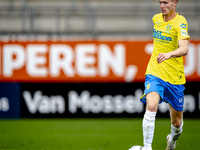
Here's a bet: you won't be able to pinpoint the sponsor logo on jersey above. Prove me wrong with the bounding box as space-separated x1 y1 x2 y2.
179 98 183 103
181 29 188 36
153 29 172 41
155 22 161 27
180 23 187 28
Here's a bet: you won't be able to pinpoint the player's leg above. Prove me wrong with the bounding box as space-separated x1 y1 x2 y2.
140 75 164 150
143 91 160 150
166 104 183 150
164 83 184 150
169 103 183 128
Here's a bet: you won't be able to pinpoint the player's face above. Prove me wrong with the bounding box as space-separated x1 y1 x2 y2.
159 0 176 16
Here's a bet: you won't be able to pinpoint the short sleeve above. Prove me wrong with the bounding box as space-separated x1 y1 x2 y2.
177 16 190 41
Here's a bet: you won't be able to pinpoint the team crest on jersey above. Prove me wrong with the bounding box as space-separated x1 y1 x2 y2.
166 24 172 31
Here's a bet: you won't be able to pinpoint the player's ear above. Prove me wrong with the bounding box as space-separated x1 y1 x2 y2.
173 0 178 6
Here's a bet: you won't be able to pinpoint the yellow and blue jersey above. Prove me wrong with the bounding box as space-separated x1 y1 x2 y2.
145 13 190 85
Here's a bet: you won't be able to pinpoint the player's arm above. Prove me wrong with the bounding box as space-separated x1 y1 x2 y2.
157 39 189 63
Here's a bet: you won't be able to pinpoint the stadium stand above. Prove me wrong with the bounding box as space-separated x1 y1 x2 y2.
0 0 199 39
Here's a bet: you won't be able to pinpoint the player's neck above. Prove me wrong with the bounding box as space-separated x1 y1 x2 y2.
163 11 177 22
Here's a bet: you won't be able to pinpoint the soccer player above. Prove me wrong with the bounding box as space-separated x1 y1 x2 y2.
130 0 190 150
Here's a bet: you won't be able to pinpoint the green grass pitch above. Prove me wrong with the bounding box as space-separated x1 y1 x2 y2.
0 118 199 150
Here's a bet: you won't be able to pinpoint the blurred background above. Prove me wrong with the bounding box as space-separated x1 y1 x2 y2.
0 1 200 150
0 0 200 119
0 0 199 40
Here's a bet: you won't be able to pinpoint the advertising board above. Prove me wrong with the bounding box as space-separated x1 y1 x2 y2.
0 39 199 118
0 83 20 118
0 40 199 82
21 82 200 118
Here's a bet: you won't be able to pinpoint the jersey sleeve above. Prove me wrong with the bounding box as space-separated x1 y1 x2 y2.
152 14 156 23
152 13 160 24
177 16 190 41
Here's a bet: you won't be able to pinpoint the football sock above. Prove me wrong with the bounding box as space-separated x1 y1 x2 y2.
169 121 183 145
143 111 156 150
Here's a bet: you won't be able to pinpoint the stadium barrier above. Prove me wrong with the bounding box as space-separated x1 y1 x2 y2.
0 83 21 119
0 39 200 118
21 82 200 118
0 82 199 118
0 40 199 82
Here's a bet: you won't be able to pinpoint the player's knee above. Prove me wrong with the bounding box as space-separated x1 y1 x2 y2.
172 119 182 128
147 103 158 112
146 92 160 112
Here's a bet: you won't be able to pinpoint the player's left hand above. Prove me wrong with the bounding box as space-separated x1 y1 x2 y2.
157 53 171 63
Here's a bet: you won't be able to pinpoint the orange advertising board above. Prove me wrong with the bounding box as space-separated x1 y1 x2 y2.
0 40 199 82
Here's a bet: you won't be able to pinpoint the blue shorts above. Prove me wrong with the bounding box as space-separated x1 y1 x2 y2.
140 74 185 111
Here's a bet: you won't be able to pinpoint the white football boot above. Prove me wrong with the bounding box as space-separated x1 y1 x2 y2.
166 134 176 150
